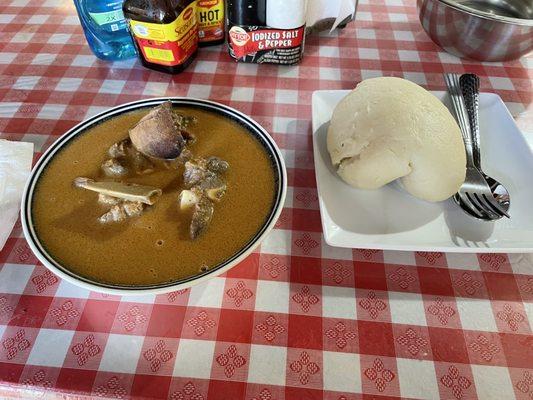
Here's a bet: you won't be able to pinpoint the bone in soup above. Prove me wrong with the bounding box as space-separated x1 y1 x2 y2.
32 105 276 286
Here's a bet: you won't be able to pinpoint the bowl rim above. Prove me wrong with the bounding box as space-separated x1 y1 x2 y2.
428 0 533 26
21 97 287 296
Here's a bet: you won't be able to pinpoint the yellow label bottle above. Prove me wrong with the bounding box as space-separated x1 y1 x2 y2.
197 0 225 46
123 0 199 74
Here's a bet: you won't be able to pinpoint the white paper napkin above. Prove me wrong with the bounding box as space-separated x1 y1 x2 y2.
0 140 34 251
307 0 358 31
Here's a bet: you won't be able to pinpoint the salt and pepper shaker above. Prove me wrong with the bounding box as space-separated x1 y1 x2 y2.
227 0 307 65
266 0 307 29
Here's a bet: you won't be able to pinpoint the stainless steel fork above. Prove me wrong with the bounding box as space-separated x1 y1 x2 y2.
444 73 509 220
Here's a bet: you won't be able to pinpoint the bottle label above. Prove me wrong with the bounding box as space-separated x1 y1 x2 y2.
228 24 305 64
197 0 224 43
89 1 127 32
129 2 198 66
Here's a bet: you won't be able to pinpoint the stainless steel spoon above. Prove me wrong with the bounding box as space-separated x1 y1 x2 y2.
453 73 510 220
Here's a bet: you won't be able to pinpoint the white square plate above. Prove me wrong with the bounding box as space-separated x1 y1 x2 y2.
312 90 533 253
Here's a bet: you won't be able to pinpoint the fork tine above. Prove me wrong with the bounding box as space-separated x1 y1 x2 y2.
459 193 486 218
472 193 500 219
482 193 510 218
466 192 491 218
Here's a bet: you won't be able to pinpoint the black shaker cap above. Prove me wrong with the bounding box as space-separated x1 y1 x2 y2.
227 0 266 26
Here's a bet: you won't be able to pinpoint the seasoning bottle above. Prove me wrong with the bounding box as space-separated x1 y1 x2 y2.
226 0 265 63
227 0 306 65
123 0 199 74
197 0 225 46
227 0 266 26
266 0 307 30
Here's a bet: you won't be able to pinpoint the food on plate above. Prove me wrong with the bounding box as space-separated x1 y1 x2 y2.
101 138 155 177
327 77 466 202
128 101 196 160
32 104 276 286
73 177 162 223
179 156 229 239
73 177 162 205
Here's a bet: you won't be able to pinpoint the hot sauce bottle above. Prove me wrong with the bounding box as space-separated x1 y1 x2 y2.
123 0 199 74
197 0 225 46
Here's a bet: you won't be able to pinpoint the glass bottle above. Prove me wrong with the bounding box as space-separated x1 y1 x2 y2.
198 0 225 47
123 0 199 74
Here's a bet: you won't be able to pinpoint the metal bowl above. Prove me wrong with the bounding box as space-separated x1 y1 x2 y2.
417 0 533 61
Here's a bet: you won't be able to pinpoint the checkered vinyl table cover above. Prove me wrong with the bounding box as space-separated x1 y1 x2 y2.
0 0 532 399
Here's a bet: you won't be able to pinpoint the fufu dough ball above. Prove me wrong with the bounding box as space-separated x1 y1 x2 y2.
327 77 466 202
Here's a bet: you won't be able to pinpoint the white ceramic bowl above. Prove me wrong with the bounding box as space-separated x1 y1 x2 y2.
21 98 287 295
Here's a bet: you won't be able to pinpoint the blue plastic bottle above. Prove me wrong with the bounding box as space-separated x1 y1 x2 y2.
73 0 137 61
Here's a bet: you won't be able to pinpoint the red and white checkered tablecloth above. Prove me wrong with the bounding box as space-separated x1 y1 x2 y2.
1 0 532 399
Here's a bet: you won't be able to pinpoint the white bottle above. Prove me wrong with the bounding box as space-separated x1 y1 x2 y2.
266 0 307 29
